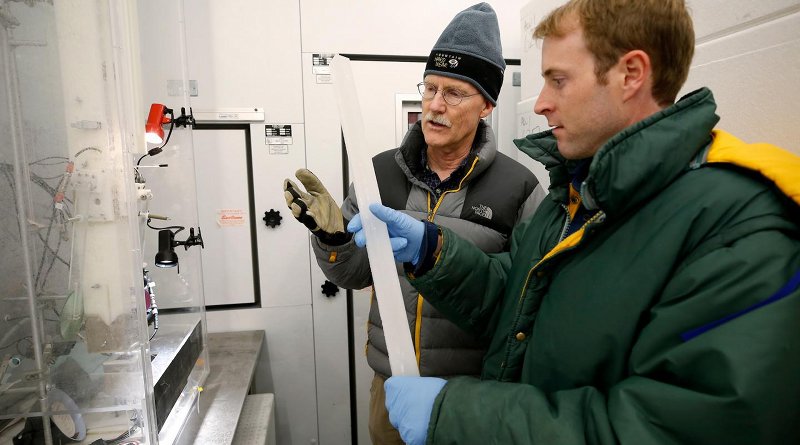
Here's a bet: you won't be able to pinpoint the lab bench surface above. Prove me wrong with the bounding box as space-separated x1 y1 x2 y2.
172 330 273 445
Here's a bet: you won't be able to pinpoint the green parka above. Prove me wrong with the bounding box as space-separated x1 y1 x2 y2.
410 88 800 444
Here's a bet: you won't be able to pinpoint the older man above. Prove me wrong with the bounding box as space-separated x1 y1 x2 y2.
283 3 545 444
349 0 800 444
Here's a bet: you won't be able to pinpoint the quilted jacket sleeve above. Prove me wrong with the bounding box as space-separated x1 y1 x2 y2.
409 215 536 339
311 185 374 289
420 227 800 444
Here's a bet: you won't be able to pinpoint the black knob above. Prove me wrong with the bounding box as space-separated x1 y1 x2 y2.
263 209 282 228
321 280 339 298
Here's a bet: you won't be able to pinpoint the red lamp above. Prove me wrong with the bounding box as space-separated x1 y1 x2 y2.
140 104 193 164
145 103 172 144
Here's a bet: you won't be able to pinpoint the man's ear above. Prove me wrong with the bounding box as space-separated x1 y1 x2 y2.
479 101 495 119
619 49 651 101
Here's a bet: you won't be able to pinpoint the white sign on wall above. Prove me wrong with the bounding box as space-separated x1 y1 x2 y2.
217 208 246 227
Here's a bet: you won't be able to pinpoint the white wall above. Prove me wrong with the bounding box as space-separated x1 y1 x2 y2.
183 1 304 122
300 0 527 58
682 2 800 152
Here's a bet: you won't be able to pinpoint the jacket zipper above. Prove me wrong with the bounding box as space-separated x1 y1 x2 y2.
414 156 481 367
557 203 572 242
500 211 605 376
517 210 606 306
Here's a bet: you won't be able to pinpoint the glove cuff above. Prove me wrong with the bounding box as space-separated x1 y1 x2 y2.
316 230 353 246
404 221 439 277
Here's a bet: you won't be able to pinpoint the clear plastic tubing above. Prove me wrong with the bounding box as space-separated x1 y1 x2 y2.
330 55 419 376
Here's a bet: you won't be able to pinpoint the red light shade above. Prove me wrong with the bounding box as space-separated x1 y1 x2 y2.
145 103 171 144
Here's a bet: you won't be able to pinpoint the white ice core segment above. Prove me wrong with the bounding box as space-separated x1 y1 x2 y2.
330 55 419 376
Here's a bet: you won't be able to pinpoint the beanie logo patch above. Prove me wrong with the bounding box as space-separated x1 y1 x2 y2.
433 52 462 70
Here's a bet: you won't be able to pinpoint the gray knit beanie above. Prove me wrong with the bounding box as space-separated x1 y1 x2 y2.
424 3 505 105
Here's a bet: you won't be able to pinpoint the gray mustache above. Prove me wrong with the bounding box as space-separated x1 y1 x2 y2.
424 113 452 128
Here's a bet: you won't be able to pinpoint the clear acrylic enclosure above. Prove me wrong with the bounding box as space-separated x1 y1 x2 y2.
0 0 207 443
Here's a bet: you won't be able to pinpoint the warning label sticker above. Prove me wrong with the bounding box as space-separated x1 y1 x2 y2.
217 209 246 227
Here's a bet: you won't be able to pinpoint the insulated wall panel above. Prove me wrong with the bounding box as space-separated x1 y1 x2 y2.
300 0 527 59
683 11 800 153
184 0 304 123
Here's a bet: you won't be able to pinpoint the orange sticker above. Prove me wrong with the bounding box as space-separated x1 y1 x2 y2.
217 209 246 227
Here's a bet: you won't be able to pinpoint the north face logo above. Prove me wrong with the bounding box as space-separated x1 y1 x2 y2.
472 204 493 220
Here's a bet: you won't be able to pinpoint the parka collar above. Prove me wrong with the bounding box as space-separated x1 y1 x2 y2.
514 88 720 218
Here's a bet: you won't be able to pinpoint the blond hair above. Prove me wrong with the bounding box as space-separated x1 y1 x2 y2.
534 0 694 106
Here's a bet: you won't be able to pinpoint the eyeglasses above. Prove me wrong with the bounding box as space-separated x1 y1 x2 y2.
417 82 481 106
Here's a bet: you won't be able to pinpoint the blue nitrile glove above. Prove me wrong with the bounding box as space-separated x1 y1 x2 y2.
347 203 425 265
385 376 447 445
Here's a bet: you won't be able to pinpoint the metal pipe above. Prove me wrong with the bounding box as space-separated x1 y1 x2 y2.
2 15 54 445
177 0 191 108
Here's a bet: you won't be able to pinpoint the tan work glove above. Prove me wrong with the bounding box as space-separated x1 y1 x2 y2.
283 168 351 245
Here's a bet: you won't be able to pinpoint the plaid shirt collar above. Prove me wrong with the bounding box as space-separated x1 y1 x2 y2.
418 147 474 199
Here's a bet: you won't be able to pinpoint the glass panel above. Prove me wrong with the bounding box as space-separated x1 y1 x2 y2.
0 1 207 443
